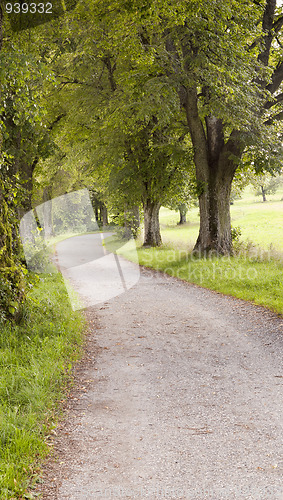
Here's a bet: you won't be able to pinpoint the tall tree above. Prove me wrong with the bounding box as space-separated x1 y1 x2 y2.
36 1 193 246
162 0 283 253
106 0 282 253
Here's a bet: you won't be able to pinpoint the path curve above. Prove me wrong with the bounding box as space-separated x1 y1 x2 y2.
38 266 283 499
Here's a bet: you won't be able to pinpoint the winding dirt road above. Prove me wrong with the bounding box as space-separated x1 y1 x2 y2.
38 262 283 499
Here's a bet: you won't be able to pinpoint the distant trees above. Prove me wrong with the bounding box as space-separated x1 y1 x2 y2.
251 173 283 201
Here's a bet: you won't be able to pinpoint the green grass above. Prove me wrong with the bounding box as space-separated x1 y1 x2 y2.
231 201 283 251
0 273 85 499
159 186 283 253
134 246 283 314
110 240 283 314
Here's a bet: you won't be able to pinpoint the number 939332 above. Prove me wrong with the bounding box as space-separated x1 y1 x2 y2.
5 3 53 14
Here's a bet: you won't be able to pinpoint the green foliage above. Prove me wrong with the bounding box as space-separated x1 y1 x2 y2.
0 21 58 321
231 225 242 249
230 169 252 203
6 0 79 32
113 208 141 239
24 230 54 273
250 173 283 201
3 0 282 252
0 272 84 498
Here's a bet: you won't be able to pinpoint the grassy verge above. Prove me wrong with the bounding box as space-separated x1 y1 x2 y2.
0 273 85 499
104 234 283 315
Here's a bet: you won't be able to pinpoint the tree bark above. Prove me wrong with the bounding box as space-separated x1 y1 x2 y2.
183 88 244 254
143 200 161 246
260 185 267 202
94 204 99 222
178 204 187 225
194 169 234 254
101 203 108 226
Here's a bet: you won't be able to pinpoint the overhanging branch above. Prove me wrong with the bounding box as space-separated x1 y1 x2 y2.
264 92 283 108
47 113 66 131
257 0 277 66
264 109 283 124
273 14 283 34
266 60 283 94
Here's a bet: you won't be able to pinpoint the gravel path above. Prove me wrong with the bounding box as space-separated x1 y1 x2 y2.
37 267 283 500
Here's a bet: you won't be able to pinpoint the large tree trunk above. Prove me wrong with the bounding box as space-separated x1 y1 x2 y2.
183 88 244 255
143 200 161 246
194 170 234 254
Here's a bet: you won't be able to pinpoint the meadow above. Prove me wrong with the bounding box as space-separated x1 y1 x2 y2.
160 185 283 253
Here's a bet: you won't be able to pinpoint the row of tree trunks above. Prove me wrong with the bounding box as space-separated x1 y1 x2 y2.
93 200 109 226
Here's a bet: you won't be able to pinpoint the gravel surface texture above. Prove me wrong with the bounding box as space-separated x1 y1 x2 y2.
37 267 283 500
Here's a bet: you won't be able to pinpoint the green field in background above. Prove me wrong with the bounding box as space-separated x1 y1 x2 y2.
159 186 283 252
